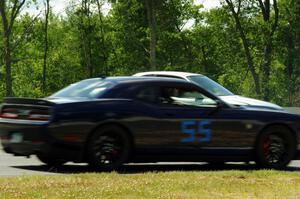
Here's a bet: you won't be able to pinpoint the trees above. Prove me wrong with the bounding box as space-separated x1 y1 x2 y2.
109 0 197 72
275 0 300 105
192 8 247 94
224 0 260 97
0 0 26 96
79 0 94 77
108 0 148 73
258 0 279 101
156 0 200 71
67 0 112 77
0 0 299 106
224 0 279 100
95 0 109 75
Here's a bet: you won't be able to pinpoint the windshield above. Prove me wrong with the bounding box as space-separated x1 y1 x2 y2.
188 75 234 96
51 79 113 98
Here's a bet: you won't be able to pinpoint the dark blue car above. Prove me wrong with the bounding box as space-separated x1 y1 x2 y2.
0 77 299 170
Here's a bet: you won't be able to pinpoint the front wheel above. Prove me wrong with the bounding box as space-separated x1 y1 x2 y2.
87 125 131 171
255 125 296 169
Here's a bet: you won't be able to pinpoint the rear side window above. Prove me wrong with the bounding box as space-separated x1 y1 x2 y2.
51 79 114 98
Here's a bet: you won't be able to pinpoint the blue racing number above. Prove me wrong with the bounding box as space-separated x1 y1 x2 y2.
181 120 211 143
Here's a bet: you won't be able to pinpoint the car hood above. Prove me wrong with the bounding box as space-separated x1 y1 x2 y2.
219 95 283 110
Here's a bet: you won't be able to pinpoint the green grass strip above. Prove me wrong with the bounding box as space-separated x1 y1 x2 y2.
0 170 300 198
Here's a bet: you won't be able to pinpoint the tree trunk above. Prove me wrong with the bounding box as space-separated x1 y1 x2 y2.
295 0 300 79
80 0 93 77
145 0 157 71
0 0 26 97
96 0 108 75
201 46 208 74
42 0 50 94
0 1 12 97
261 39 272 101
258 0 279 101
3 31 12 97
225 0 261 96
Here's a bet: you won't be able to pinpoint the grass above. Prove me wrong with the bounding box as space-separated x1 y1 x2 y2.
0 170 300 198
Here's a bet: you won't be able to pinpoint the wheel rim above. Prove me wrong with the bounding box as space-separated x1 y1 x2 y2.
263 133 287 164
92 132 123 165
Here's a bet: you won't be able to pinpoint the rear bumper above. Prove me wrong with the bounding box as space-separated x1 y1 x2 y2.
0 119 83 161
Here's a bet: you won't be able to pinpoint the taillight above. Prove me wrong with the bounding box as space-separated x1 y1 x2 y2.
0 107 51 121
28 110 50 121
0 108 18 119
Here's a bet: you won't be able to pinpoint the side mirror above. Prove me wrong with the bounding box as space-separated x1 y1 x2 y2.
216 100 226 108
207 100 226 115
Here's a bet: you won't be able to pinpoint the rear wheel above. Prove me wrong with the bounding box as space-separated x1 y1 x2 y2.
255 125 296 169
36 154 67 167
87 125 131 171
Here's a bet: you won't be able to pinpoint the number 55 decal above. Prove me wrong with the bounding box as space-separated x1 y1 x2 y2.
181 120 211 143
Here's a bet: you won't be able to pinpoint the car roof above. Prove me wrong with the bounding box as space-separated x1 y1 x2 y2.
78 76 221 102
82 76 190 84
133 71 203 78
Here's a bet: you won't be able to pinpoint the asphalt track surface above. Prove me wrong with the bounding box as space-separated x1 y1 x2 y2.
1 148 300 177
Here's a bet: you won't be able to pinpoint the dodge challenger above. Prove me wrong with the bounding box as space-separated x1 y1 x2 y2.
0 76 299 171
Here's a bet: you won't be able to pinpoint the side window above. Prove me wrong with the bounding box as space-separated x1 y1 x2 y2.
161 86 217 107
135 86 160 104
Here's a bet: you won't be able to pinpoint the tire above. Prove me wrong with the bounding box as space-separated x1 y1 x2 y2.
87 125 131 171
255 125 296 169
36 154 67 167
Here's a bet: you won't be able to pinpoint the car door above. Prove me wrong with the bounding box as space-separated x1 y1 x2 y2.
155 84 218 155
129 82 256 157
156 84 257 156
128 83 217 155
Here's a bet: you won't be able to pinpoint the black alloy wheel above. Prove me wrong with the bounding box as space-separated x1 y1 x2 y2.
87 125 131 171
255 125 296 169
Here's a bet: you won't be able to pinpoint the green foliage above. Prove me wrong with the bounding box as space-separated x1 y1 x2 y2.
0 0 299 106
